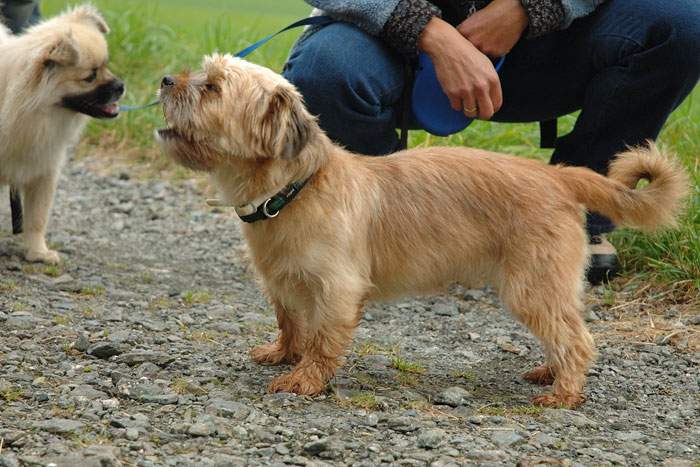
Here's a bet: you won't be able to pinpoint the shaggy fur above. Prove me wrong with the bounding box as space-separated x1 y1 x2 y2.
0 5 122 264
156 54 689 408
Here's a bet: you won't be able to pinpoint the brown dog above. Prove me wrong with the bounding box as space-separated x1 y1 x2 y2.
156 54 688 408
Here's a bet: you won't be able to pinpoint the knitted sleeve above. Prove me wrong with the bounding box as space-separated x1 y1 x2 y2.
380 0 442 59
303 0 403 35
519 0 565 37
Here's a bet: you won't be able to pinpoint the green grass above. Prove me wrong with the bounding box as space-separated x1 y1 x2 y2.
391 356 427 374
42 1 699 299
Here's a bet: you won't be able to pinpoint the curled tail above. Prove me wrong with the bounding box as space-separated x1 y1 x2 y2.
557 142 689 231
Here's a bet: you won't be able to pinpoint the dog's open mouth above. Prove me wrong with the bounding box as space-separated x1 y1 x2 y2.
157 127 179 140
61 80 125 119
62 95 122 119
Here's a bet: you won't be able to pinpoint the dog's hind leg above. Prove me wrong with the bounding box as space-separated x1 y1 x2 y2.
268 287 364 396
251 300 305 366
499 228 595 408
22 174 60 264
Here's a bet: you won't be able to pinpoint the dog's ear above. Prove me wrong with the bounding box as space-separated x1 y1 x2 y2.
256 85 313 159
69 5 110 34
43 34 79 67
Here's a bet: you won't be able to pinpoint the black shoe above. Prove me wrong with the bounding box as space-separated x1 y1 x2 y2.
587 235 619 285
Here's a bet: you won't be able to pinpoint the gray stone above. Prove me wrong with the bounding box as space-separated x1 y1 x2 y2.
88 342 126 359
543 409 597 428
188 422 214 437
33 418 85 434
70 385 108 400
129 383 179 404
463 289 485 301
387 416 418 433
206 399 252 420
114 350 175 367
490 430 523 447
0 455 19 467
364 413 379 427
432 303 458 317
304 438 331 455
435 386 470 407
417 428 446 449
125 428 139 440
74 332 90 352
465 450 507 461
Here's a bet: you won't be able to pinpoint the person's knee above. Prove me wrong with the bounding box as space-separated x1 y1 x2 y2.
668 11 700 77
284 24 402 117
647 4 700 76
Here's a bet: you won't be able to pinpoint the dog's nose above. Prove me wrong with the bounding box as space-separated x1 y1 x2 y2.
161 76 175 88
112 79 125 97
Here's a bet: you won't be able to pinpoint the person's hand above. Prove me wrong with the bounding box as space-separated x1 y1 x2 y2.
418 17 502 120
457 0 529 57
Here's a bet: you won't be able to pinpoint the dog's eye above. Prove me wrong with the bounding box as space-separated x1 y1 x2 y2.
205 83 219 93
84 69 98 83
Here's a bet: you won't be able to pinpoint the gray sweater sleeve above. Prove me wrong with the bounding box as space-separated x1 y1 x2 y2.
305 0 441 59
303 0 403 35
521 0 607 37
560 0 606 28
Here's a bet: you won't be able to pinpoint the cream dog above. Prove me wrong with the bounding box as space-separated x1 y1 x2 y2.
0 6 123 264
156 54 688 408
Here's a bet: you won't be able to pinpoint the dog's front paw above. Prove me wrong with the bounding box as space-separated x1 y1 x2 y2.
251 342 298 366
531 392 585 409
26 249 61 265
523 366 555 386
268 368 327 396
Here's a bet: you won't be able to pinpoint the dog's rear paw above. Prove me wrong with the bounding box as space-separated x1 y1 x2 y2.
531 392 585 409
26 249 60 265
251 342 297 366
523 366 555 386
268 370 326 396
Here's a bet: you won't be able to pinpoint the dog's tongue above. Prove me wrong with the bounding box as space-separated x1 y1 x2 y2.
101 102 119 116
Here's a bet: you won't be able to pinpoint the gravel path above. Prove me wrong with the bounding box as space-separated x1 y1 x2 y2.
1 157 698 467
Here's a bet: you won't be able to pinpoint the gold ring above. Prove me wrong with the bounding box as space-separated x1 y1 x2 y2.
463 106 478 114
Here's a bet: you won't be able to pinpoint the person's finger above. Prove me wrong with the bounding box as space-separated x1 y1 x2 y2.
461 92 478 118
490 74 503 114
475 85 494 120
449 94 463 112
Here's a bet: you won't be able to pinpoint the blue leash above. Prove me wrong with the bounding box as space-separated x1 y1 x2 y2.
119 15 334 112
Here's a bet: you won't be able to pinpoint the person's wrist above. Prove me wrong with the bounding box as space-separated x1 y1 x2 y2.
503 0 529 32
418 17 451 56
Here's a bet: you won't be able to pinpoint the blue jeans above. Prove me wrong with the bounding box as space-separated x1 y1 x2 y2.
1 0 40 33
283 0 700 236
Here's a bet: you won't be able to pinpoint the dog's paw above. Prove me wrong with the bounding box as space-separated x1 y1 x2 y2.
251 342 298 366
523 366 555 386
531 392 585 409
26 249 61 265
268 370 326 396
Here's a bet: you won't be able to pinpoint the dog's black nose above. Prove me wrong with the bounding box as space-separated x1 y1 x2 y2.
112 79 125 97
161 76 175 87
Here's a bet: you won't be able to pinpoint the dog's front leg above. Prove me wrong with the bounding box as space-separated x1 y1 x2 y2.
251 300 305 365
268 291 363 396
22 174 60 264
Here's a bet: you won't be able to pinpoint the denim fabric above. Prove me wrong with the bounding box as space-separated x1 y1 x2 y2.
1 0 40 33
284 0 700 236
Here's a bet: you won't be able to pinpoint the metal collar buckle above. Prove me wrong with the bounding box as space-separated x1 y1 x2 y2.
262 199 280 218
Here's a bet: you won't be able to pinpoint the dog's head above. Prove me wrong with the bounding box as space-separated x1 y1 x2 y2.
156 54 316 171
23 5 124 118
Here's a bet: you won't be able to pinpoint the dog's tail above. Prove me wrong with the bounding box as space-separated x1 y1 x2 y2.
557 142 689 231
